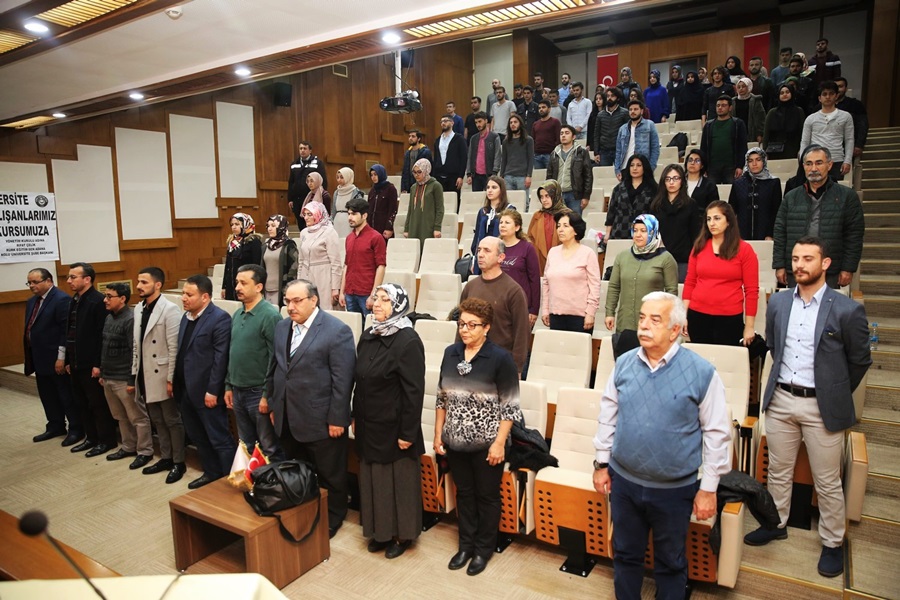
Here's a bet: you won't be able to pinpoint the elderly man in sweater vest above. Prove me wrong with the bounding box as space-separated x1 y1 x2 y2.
593 292 731 600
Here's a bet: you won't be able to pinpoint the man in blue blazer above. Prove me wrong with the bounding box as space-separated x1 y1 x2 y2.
175 274 236 490
24 268 82 444
266 279 356 538
744 236 871 578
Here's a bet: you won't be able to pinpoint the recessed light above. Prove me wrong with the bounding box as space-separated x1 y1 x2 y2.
24 22 49 33
52 112 66 118
235 67 251 76
129 92 145 100
382 32 401 44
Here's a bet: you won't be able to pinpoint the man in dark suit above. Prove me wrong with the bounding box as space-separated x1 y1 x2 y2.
24 268 82 445
744 236 871 578
176 274 236 489
266 279 356 538
432 114 468 212
64 262 118 457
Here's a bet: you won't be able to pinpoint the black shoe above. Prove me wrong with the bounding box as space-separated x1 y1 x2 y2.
61 432 84 447
817 546 843 578
744 526 788 546
71 440 96 453
448 550 472 570
85 443 113 458
165 463 187 484
106 449 137 461
129 455 153 470
385 540 412 559
328 523 342 539
188 474 214 489
466 554 489 576
33 429 66 442
367 539 391 553
142 458 174 475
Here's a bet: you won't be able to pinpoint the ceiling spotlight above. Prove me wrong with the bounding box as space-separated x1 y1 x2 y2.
382 32 401 44
24 22 49 33
165 7 183 19
234 67 251 76
129 92 145 100
52 112 66 118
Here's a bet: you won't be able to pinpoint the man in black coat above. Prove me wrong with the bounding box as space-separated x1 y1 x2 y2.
287 141 327 227
432 114 468 212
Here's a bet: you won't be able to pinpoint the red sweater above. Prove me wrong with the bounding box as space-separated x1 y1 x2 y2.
683 240 759 317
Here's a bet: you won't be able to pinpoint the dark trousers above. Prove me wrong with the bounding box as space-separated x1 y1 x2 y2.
686 309 744 346
35 372 80 435
707 164 736 185
445 447 503 558
471 173 488 192
598 147 616 167
828 162 844 181
70 367 117 445
280 430 349 530
610 467 698 600
180 396 236 479
436 174 461 212
550 313 590 334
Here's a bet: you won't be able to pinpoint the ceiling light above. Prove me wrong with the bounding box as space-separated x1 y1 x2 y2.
382 32 401 44
52 112 66 118
24 22 49 33
234 67 251 76
129 92 144 100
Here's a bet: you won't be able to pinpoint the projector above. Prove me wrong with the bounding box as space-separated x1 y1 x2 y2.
380 93 422 114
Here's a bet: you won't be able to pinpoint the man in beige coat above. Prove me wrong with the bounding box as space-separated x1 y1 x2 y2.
131 267 184 484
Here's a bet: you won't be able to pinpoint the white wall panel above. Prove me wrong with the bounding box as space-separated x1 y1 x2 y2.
215 102 257 198
115 128 173 239
169 114 218 219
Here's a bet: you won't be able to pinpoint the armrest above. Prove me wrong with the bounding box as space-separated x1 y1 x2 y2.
717 502 746 588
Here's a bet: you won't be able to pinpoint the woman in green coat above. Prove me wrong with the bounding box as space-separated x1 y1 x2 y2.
403 157 445 249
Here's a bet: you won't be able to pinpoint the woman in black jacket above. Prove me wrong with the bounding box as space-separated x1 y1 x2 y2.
650 164 703 282
222 212 263 300
676 71 705 121
762 84 806 160
353 283 425 559
684 149 720 210
729 148 782 240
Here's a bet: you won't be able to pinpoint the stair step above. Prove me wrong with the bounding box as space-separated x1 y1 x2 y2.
860 275 900 296
863 295 900 318
863 200 900 211
863 169 900 180
865 384 900 414
870 347 900 371
861 178 900 189
862 243 900 260
863 228 900 243
863 474 900 523
861 259 900 276
847 517 900 599
865 213 900 228
0 366 36 396
861 189 900 201
854 418 900 449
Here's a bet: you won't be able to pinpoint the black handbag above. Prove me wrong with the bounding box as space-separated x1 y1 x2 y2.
455 254 474 282
244 460 321 543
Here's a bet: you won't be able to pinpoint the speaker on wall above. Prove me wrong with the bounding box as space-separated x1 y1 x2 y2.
273 82 292 107
400 49 414 69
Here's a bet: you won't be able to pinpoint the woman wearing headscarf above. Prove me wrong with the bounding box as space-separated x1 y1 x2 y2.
733 77 767 144
353 283 425 560
725 56 746 83
728 148 783 241
297 201 342 309
605 154 657 241
367 164 399 240
762 84 806 160
643 69 670 123
403 157 445 249
617 66 641 97
526 179 571 274
676 71 705 121
222 212 263 300
332 167 365 238
260 214 299 306
604 214 678 334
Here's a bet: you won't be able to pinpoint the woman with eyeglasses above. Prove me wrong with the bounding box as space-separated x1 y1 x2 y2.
353 283 425 560
683 201 759 346
728 148 782 241
650 164 703 282
683 149 720 211
434 297 522 576
403 157 445 249
541 212 602 333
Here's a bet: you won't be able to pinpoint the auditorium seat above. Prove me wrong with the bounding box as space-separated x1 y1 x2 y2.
382 269 417 308
767 159 797 178
716 184 732 200
415 273 461 319
658 146 679 165
162 292 183 308
527 330 592 438
592 165 616 181
420 366 457 516
418 238 459 274
414 319 456 370
459 191 483 215
532 168 547 183
387 175 401 188
507 190 526 207
393 212 407 235
592 335 617 391
212 298 242 317
601 239 632 278
441 212 459 240
324 310 362 345
443 191 458 208
499 380 548 538
386 237 421 272
745 240 776 292
591 282 614 341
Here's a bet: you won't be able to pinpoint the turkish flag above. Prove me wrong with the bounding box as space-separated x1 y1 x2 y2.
597 53 619 89
244 444 269 482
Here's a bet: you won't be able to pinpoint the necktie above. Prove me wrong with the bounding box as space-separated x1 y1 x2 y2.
26 297 42 343
290 324 304 357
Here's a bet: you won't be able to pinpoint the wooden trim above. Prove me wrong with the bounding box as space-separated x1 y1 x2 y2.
325 155 355 165
173 218 222 229
36 136 77 157
354 144 381 154
215 197 259 207
55 261 124 277
722 502 742 515
381 133 408 144
120 238 179 251
0 289 33 305
259 180 288 191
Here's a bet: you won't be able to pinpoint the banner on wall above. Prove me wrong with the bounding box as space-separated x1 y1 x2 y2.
597 53 619 89
743 32 770 70
0 192 60 264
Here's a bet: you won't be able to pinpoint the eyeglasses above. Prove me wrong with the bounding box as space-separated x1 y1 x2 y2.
457 321 485 331
25 279 46 287
687 158 702 164
412 169 423 175
665 176 683 183
103 293 120 299
286 296 311 305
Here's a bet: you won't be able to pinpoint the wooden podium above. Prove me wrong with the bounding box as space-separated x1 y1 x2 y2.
169 480 328 588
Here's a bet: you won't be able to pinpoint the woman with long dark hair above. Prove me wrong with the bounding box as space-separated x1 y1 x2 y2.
498 208 541 327
650 164 703 282
500 113 534 210
683 149 719 210
729 148 783 241
682 200 759 346
605 154 657 240
725 56 746 83
585 91 605 153
762 84 806 160
471 176 515 275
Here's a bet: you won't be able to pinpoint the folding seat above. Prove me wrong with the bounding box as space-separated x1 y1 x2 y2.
415 273 461 320
441 211 459 241
382 269 417 308
745 240 776 292
420 367 457 519
716 184 732 200
526 330 592 438
414 319 456 371
601 239 632 278
323 309 362 346
393 212 407 235
532 168 548 184
418 238 459 275
592 335 617 391
658 146 679 166
386 237 420 272
212 298 241 317
506 190 526 207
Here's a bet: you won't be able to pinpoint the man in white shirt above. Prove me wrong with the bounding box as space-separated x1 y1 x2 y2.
565 81 591 140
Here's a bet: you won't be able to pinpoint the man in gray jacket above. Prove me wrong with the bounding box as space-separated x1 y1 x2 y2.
466 111 501 192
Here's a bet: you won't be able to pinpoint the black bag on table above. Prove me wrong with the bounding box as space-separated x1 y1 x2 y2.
244 460 321 543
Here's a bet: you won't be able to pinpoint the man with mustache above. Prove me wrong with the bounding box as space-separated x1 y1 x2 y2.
745 236 870 578
593 291 730 599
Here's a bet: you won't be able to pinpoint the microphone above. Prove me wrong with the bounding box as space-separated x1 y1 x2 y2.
19 510 108 600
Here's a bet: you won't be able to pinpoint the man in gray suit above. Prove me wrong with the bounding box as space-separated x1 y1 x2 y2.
266 279 356 538
744 236 871 578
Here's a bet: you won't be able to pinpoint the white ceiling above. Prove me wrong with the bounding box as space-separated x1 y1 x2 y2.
0 0 498 122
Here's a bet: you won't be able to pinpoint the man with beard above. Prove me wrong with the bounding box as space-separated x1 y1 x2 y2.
593 291 730 600
747 56 775 110
400 130 432 194
464 96 482 140
800 81 855 181
614 100 660 179
807 38 841 87
432 114 468 212
700 96 748 184
517 86 540 133
486 78 501 120
834 77 868 161
701 66 735 124
566 81 591 141
770 47 793 87
557 72 572 104
340 198 387 317
594 86 629 167
745 236 870 579
532 100 561 170
532 72 546 103
466 111 502 193
547 90 566 123
490 86 514 140
772 145 864 289
785 56 815 115
287 141 327 227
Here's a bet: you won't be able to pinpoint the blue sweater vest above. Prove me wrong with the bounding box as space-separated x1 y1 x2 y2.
610 347 715 488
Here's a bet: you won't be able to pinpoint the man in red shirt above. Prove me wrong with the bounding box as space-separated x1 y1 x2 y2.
339 198 387 317
532 100 561 170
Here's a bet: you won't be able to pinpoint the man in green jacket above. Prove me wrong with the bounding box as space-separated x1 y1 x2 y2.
773 145 864 289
